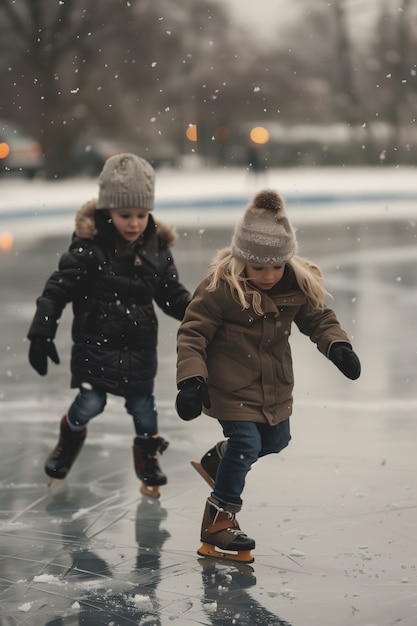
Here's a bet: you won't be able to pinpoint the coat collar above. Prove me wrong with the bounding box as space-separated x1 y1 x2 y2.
74 199 178 248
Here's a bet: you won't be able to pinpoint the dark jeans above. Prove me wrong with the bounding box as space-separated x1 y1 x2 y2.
212 419 291 509
66 385 158 436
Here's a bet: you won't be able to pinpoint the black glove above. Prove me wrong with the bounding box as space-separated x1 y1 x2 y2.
329 342 361 380
28 337 60 376
176 377 211 421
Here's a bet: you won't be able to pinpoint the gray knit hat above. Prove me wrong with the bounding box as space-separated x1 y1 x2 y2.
231 190 297 265
97 153 155 210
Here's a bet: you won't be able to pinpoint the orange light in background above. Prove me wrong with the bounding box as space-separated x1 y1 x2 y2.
0 142 11 159
214 126 231 142
0 232 14 252
249 126 270 145
185 124 198 142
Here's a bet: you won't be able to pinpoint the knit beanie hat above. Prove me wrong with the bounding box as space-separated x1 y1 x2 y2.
97 153 155 211
231 190 297 265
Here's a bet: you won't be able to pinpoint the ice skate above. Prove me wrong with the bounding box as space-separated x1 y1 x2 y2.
133 435 169 498
45 415 87 484
191 440 227 489
198 498 255 563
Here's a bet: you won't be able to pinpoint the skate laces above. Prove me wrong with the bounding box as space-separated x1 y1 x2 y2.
209 505 246 536
223 515 247 537
229 529 247 537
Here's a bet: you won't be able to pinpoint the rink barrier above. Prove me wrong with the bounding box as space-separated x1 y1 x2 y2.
1 191 417 223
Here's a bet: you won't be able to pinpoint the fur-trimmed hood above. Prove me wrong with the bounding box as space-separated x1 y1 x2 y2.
75 199 178 246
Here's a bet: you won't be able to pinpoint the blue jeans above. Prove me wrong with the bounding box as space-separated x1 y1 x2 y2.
213 419 291 509
67 386 158 436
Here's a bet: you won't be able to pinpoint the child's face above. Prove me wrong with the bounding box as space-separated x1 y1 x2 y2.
108 208 149 241
245 263 285 291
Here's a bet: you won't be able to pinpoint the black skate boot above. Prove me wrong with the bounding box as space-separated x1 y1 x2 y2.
191 440 227 488
198 497 255 563
45 415 87 483
133 435 169 498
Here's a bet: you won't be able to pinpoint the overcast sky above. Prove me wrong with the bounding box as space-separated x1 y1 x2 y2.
222 0 303 47
221 0 381 48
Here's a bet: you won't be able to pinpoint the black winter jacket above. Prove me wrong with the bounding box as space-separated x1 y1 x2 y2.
28 200 191 396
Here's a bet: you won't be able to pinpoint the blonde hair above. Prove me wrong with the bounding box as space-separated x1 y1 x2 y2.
207 247 330 315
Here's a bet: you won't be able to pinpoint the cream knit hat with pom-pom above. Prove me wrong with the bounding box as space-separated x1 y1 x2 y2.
231 190 297 265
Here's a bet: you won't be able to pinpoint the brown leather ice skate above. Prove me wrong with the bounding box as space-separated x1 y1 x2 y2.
198 498 255 563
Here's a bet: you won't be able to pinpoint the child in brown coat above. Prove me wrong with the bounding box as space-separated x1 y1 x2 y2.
175 189 360 560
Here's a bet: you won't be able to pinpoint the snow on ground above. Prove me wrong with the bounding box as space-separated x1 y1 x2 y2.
0 165 416 242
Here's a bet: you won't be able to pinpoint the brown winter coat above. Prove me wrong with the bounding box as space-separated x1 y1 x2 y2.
176 264 351 425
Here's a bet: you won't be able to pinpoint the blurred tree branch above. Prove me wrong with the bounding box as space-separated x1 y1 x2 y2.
0 0 415 175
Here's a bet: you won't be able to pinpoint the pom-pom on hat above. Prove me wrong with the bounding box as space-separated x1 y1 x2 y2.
97 153 155 211
231 190 297 265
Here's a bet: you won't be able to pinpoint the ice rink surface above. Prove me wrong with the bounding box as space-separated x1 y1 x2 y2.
0 167 416 625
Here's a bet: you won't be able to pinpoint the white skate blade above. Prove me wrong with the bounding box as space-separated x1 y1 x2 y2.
140 483 161 499
197 542 254 563
47 476 66 488
47 478 69 501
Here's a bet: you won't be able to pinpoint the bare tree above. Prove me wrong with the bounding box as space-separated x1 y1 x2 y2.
0 0 111 176
365 0 417 163
3 0 413 171
0 0 191 177
0 0 343 173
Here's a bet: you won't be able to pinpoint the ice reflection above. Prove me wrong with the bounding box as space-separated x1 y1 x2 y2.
43 488 170 625
199 558 292 626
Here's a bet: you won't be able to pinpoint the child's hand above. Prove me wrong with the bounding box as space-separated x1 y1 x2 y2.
176 377 211 421
28 337 60 376
329 342 361 380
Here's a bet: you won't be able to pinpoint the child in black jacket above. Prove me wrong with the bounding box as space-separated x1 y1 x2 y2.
28 153 191 496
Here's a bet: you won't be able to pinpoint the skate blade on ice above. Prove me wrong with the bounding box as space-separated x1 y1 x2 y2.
197 542 254 563
47 476 67 489
47 477 69 501
140 483 161 498
191 461 215 489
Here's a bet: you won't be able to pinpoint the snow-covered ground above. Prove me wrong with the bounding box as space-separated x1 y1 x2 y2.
0 165 416 242
0 165 416 625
